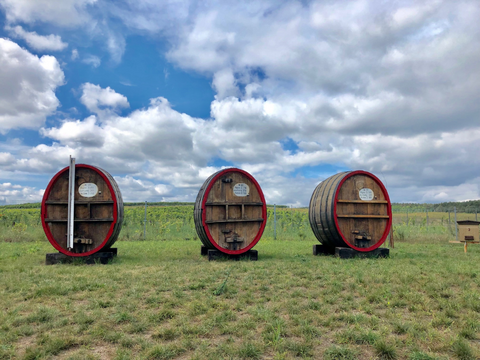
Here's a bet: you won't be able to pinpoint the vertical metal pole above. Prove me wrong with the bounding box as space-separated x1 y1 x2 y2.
406 210 409 226
67 156 75 250
426 209 428 229
476 210 478 222
143 201 147 240
448 210 450 225
273 204 277 240
454 206 458 242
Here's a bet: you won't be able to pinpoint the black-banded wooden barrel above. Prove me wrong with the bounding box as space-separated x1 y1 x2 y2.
41 164 124 256
309 170 392 252
194 168 267 255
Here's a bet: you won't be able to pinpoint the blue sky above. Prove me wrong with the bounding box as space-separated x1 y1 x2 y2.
1 0 480 205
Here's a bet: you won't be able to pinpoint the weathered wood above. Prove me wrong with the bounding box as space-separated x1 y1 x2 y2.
194 168 266 255
205 218 264 224
206 249 258 261
41 165 124 257
335 247 389 259
336 215 390 219
336 200 388 204
309 171 392 253
206 202 264 206
45 248 117 265
44 218 114 222
312 244 335 255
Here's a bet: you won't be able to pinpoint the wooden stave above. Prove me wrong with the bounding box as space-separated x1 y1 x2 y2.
309 172 347 249
96 166 124 250
41 164 124 256
193 171 217 249
193 168 267 254
309 171 391 252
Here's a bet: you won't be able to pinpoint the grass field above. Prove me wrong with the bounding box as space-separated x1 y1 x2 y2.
1 240 480 360
1 207 480 359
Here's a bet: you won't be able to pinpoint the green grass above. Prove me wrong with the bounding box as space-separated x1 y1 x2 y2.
1 240 480 359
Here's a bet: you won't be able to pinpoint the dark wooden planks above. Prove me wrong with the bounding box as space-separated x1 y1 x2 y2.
309 171 391 252
194 168 266 254
42 165 123 255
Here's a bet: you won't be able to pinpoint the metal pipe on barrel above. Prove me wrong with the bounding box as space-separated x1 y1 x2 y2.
67 156 75 250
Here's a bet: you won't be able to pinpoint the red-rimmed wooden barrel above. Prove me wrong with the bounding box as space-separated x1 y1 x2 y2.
194 168 267 255
309 170 392 252
41 164 124 256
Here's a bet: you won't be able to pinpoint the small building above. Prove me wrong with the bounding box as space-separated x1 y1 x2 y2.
457 220 480 242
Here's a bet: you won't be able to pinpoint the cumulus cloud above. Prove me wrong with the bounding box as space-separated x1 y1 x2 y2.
80 83 129 115
1 1 480 205
40 116 105 147
0 182 44 204
6 25 68 51
0 38 64 134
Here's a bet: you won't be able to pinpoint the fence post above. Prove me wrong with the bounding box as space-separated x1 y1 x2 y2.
406 210 409 225
426 209 428 229
143 201 147 240
454 206 458 242
448 210 450 225
273 204 277 240
476 210 478 222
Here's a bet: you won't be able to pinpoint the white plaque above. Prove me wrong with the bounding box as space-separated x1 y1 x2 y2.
233 183 249 197
78 183 98 197
359 188 374 201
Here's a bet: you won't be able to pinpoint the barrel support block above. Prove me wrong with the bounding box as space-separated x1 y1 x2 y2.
45 248 117 265
203 248 258 261
313 244 335 255
334 247 389 259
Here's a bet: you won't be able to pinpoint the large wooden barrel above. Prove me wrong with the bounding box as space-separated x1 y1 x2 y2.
309 170 392 252
41 164 124 256
194 168 267 255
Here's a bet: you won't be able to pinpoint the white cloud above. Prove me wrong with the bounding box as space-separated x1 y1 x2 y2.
1 1 480 205
40 116 104 147
0 38 64 134
0 0 96 27
82 55 101 68
6 25 68 51
80 83 129 115
0 182 44 204
71 49 79 60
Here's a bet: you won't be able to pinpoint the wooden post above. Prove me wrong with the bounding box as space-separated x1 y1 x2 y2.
389 223 394 249
454 207 458 242
273 204 277 240
143 201 147 240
